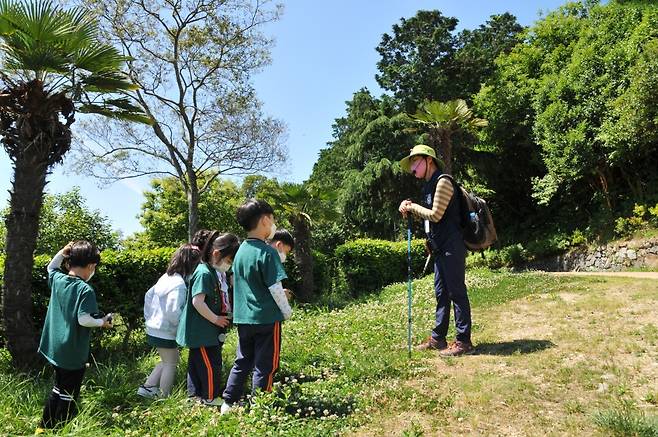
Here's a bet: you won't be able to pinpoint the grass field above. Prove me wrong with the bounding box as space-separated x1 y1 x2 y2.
1 269 656 436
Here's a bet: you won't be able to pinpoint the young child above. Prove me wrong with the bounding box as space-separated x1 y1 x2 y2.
138 244 201 399
221 200 293 414
38 241 113 429
176 232 240 406
269 229 295 264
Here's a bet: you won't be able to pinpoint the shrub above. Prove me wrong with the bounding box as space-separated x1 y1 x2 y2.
334 239 426 297
283 250 333 296
615 204 649 237
0 248 175 345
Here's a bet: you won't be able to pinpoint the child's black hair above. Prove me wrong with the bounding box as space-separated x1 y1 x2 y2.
191 229 212 249
271 229 295 250
201 231 241 263
65 241 101 268
236 199 274 231
167 243 202 277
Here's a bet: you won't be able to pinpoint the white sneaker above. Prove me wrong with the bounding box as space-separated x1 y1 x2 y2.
137 385 160 399
220 401 234 415
201 397 223 407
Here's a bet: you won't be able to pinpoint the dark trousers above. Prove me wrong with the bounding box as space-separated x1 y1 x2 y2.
188 345 223 400
222 322 281 404
432 244 472 343
41 365 86 428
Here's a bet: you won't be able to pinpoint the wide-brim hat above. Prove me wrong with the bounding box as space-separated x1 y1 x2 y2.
399 144 443 173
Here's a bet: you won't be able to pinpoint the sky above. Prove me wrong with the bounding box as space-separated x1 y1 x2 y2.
0 0 567 236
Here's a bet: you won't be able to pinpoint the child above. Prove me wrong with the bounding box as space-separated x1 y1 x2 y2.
38 241 113 429
221 200 293 414
269 229 295 264
176 232 240 406
138 244 201 399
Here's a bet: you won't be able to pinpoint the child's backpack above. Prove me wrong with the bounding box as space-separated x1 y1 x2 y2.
439 175 497 251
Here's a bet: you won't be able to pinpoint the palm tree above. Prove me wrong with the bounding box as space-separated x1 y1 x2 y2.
0 0 148 369
407 99 488 174
273 183 337 302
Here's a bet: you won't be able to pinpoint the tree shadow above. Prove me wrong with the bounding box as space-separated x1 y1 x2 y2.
473 339 555 356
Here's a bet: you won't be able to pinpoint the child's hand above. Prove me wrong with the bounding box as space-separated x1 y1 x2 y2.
284 289 293 300
101 313 114 329
214 315 230 328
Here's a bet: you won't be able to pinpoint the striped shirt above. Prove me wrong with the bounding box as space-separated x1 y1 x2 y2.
409 177 454 223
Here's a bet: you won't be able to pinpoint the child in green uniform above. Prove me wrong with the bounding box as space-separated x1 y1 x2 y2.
176 232 240 406
38 241 113 429
221 200 293 414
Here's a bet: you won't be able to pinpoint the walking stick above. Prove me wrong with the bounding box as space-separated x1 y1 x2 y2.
406 215 413 359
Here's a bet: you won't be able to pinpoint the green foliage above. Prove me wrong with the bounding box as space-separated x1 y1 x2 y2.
614 203 658 237
0 187 120 255
139 176 243 246
335 239 426 296
594 398 658 437
0 248 175 345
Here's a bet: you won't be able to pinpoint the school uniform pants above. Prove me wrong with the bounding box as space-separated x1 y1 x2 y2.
222 322 281 404
187 344 223 401
41 365 86 428
431 243 472 343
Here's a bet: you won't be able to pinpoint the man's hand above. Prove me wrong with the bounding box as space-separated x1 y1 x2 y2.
399 199 412 217
214 315 230 328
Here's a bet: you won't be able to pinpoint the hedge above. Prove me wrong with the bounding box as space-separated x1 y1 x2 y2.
0 248 175 346
335 239 427 297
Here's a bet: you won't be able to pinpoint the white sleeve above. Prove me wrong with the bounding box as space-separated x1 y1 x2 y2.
78 313 104 328
47 250 66 273
164 284 186 324
268 282 292 320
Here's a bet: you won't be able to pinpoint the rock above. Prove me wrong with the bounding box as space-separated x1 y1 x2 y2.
627 249 637 260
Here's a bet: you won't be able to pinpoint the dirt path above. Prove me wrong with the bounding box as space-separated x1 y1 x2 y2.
549 271 658 280
355 276 658 436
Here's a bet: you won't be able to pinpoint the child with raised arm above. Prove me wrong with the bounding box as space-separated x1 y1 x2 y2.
138 243 201 399
38 241 113 429
176 232 240 406
221 200 292 414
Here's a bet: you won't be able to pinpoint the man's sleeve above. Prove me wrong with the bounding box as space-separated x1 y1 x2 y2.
409 178 454 222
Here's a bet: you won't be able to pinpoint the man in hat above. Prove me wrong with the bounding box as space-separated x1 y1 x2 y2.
399 145 473 356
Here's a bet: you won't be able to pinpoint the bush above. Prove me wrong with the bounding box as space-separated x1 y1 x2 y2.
0 248 175 345
283 250 334 296
334 239 426 297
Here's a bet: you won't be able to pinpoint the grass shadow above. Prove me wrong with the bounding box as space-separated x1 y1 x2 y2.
474 339 555 356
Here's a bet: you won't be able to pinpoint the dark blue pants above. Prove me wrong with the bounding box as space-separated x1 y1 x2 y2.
188 345 223 400
431 244 472 343
222 322 281 404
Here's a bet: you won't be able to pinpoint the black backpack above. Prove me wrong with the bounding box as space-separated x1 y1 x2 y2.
439 175 497 251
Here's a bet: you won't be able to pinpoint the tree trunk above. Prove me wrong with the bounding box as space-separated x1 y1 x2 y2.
442 129 453 175
2 153 48 370
291 214 314 302
186 173 200 242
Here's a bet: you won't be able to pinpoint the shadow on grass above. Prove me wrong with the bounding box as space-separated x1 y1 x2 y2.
474 339 555 356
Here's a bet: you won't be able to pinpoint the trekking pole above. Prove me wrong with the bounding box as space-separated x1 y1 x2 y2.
406 214 413 359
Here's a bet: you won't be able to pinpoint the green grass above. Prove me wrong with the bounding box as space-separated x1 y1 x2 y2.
0 269 654 436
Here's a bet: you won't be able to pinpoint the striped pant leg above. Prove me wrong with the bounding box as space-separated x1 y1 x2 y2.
41 365 86 428
252 322 281 393
188 346 223 401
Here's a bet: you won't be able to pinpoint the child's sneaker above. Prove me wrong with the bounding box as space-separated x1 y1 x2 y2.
201 397 223 407
220 401 234 415
137 385 160 399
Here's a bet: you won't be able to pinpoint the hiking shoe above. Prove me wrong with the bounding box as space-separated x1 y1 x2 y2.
201 397 223 407
416 337 448 351
439 341 474 357
220 401 235 415
137 385 161 399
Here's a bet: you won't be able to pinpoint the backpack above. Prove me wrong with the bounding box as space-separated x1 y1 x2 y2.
439 175 497 251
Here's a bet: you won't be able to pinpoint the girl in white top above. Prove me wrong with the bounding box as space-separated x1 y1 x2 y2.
138 244 201 398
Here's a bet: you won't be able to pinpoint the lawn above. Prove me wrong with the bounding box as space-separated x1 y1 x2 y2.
1 270 656 436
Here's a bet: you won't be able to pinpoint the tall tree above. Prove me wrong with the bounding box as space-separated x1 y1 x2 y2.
407 99 488 175
0 0 146 369
75 0 287 241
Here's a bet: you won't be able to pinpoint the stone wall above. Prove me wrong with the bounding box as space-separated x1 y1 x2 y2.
526 237 658 272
